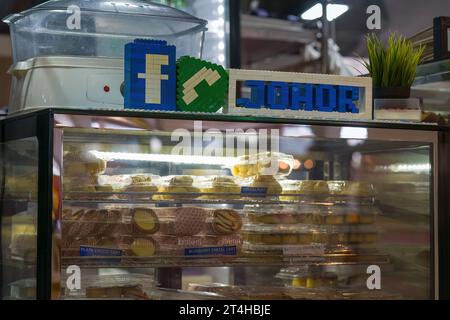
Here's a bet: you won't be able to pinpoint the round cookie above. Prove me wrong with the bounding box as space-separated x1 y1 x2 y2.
131 208 159 234
207 209 242 235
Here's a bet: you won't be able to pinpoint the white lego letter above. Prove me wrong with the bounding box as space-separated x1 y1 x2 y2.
66 5 81 30
138 54 169 104
182 67 221 105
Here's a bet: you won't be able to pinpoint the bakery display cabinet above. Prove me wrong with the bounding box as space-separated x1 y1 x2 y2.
1 108 450 300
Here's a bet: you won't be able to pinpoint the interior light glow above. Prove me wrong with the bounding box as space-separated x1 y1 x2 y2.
90 150 237 166
374 163 431 173
301 3 349 21
340 127 368 140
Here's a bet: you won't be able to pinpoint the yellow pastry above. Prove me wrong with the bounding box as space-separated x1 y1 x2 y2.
250 175 282 195
131 208 159 234
153 186 200 200
328 181 374 197
292 278 307 288
231 152 293 178
200 176 241 200
281 180 329 200
130 238 157 257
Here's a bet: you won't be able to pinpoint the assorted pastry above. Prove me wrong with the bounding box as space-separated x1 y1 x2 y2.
245 204 321 225
61 206 243 258
242 226 377 246
244 204 378 226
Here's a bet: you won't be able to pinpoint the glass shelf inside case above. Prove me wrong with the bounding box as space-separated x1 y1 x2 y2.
55 123 434 300
1 137 39 300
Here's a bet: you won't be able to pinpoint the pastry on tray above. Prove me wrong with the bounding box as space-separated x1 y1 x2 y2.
280 180 329 200
199 176 241 200
157 207 207 236
249 175 282 195
63 150 107 176
153 175 200 200
328 181 375 197
86 284 150 299
131 208 160 234
206 209 242 235
231 152 294 178
129 237 158 257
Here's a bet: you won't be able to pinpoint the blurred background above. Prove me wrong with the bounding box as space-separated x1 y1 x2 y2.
0 0 449 110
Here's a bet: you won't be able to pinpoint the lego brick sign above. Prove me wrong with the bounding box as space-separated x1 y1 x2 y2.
125 39 177 110
124 40 228 113
226 69 373 120
124 39 373 120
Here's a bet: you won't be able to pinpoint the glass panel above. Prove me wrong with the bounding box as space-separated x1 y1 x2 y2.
0 137 39 300
58 119 433 300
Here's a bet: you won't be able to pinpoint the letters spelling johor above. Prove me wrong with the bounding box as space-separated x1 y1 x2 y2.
228 69 373 120
237 81 360 113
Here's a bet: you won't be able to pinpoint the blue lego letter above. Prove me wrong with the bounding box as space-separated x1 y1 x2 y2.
338 86 360 113
316 84 337 112
124 39 176 111
236 80 265 109
267 82 289 110
291 83 314 111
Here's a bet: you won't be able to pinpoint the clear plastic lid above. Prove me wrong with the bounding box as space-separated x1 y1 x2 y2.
281 180 330 196
327 181 375 197
243 203 319 215
98 174 160 188
242 223 325 234
277 267 337 280
325 204 381 216
3 0 207 62
197 176 241 190
158 175 198 188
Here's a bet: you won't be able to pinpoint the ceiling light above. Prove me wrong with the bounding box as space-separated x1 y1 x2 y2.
301 3 349 21
301 3 322 20
327 4 349 21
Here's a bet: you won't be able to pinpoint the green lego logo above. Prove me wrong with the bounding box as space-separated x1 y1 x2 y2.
176 56 228 113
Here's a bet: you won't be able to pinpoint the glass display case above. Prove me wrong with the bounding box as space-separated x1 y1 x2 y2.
1 108 449 300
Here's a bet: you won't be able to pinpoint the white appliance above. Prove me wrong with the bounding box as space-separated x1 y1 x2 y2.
9 56 125 112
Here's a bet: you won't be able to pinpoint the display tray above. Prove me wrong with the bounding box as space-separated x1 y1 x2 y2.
62 191 375 205
60 252 390 268
187 283 401 300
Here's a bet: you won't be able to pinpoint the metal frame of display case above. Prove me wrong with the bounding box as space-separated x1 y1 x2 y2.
1 107 450 300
